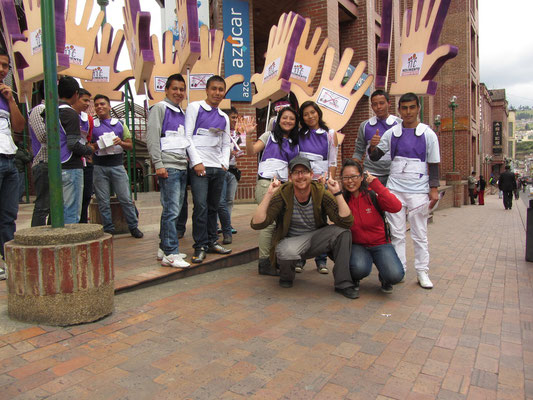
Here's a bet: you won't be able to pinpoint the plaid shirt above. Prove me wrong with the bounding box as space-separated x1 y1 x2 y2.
29 103 46 166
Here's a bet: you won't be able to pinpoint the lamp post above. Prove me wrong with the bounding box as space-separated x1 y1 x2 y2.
97 0 109 24
449 96 458 171
434 114 441 135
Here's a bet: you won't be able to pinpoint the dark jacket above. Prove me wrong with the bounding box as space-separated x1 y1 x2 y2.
498 170 517 192
251 181 354 265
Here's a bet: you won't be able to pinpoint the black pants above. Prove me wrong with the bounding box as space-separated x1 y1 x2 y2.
80 164 93 223
503 191 513 209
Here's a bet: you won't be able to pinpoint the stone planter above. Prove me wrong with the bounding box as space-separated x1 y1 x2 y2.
5 224 113 326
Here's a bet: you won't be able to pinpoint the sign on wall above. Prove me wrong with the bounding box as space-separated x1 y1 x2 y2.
493 121 503 146
223 0 251 102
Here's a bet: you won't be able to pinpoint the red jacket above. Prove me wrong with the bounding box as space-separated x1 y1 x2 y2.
347 179 402 247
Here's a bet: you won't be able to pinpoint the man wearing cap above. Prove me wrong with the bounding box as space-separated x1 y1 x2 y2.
251 156 358 299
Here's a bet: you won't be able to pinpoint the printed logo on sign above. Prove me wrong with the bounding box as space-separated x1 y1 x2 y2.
154 76 167 92
189 74 213 90
30 29 43 55
87 66 110 83
316 88 349 115
262 57 281 84
290 62 311 82
64 44 85 65
400 52 424 76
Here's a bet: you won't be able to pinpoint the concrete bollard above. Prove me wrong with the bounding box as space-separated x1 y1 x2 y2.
5 224 114 326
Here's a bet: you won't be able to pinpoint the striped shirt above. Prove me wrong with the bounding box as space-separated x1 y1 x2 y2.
288 196 316 237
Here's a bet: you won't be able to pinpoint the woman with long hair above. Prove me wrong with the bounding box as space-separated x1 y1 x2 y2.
245 106 300 275
341 159 404 296
296 101 339 274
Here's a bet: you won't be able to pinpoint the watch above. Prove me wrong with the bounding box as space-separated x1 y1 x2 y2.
333 191 343 197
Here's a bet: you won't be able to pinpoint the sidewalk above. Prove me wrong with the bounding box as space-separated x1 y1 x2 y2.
0 192 532 399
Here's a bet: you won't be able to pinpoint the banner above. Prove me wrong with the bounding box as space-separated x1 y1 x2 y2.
223 0 251 102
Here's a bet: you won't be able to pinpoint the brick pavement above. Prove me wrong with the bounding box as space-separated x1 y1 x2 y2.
0 192 532 399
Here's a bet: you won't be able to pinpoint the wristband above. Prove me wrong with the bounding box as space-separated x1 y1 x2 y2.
333 191 343 197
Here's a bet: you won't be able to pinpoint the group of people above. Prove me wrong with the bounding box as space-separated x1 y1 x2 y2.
251 90 441 298
0 46 441 296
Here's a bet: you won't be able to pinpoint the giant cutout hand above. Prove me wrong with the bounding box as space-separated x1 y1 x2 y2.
389 0 458 95
289 18 328 96
174 0 201 73
83 24 133 101
250 12 306 109
187 25 244 109
62 0 104 80
123 0 155 95
375 0 393 88
291 47 373 132
0 0 69 100
146 31 183 105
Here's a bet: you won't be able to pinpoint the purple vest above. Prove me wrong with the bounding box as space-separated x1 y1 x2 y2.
391 128 427 162
58 105 73 163
29 125 41 158
260 134 299 164
92 118 124 142
299 129 328 159
80 114 90 140
365 118 396 141
161 105 185 137
193 106 226 134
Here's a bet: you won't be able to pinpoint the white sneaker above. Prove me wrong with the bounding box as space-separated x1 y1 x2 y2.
417 271 433 289
157 248 186 260
161 254 190 268
0 266 5 280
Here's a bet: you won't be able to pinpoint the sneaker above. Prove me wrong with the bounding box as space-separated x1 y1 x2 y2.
380 282 393 294
0 266 5 280
130 227 144 239
104 228 116 235
206 243 232 254
231 228 237 234
317 264 329 274
335 286 359 299
161 254 190 268
222 234 232 244
294 259 305 273
417 271 433 289
157 248 186 261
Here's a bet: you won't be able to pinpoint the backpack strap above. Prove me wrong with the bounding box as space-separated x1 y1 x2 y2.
368 190 391 242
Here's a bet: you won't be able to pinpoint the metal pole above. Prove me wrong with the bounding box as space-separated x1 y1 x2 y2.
41 0 64 227
124 82 132 188
127 85 137 200
452 105 456 172
97 0 109 24
21 103 29 203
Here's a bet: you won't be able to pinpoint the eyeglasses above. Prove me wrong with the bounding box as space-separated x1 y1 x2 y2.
291 169 310 176
341 175 361 181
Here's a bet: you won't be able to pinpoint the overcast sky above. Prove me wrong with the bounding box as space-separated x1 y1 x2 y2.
86 1 533 108
479 0 533 108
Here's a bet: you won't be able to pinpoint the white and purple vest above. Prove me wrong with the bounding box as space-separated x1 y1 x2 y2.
258 134 299 182
299 128 329 178
160 102 188 155
58 104 73 163
0 94 16 155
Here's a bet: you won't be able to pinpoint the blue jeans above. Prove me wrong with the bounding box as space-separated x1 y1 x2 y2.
18 170 25 201
158 168 187 255
31 162 49 226
62 168 83 224
0 157 19 258
349 243 404 284
190 167 225 249
217 171 236 235
93 165 138 231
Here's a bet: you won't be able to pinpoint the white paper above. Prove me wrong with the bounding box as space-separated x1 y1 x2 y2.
189 74 214 90
400 52 424 76
291 62 312 82
30 29 42 55
316 88 349 115
263 57 281 83
64 44 85 65
87 66 110 83
154 76 167 92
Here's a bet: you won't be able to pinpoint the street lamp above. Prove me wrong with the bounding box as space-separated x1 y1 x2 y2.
449 96 458 171
97 0 110 24
434 114 441 135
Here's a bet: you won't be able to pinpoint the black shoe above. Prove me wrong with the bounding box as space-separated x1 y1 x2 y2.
207 243 232 254
222 234 232 244
258 258 279 276
217 228 222 234
104 229 116 235
192 248 206 263
279 279 293 288
335 286 359 299
231 228 237 234
177 232 184 239
130 227 144 239
381 282 393 294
